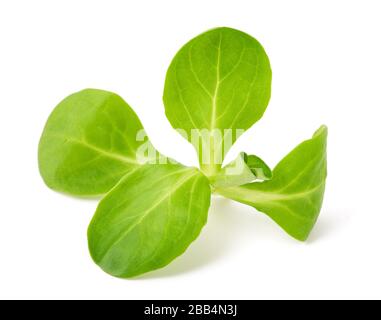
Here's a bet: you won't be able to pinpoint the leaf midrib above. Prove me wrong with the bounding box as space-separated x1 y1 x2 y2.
98 169 199 265
131 176 202 272
210 32 222 131
50 133 138 165
217 182 325 203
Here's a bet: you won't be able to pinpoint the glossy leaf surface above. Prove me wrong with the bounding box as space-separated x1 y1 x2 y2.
88 164 211 278
39 89 156 196
163 27 272 175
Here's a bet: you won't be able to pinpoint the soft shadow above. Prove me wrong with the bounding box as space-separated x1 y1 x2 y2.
139 201 346 279
139 196 281 280
307 210 350 243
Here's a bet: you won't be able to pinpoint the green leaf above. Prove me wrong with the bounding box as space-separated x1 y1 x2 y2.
243 153 273 181
163 27 272 176
88 163 211 278
216 126 328 241
38 89 159 196
210 152 272 188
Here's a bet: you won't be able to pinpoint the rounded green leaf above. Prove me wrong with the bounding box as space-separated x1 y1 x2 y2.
88 163 211 278
163 27 272 174
38 89 154 196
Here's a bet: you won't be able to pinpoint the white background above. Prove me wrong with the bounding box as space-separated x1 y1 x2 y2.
0 0 380 300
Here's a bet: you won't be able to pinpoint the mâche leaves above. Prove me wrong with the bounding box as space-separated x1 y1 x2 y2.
88 164 211 278
243 153 273 181
210 152 272 188
38 27 328 278
39 89 159 196
216 126 328 241
163 27 272 176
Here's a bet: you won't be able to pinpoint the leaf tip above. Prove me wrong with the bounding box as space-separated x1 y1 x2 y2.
314 125 328 138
